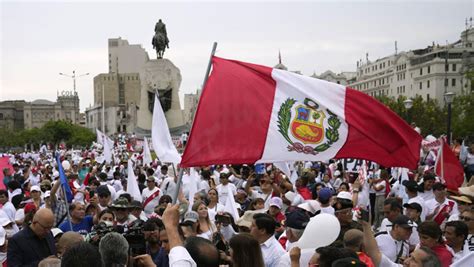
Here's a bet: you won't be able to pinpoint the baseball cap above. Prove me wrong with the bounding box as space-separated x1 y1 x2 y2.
403 202 423 213
51 228 64 238
392 215 416 229
24 203 37 214
297 200 321 215
284 209 310 230
402 180 419 192
269 197 283 209
30 185 41 192
236 210 261 229
44 191 51 199
183 211 199 223
334 170 341 177
40 179 52 187
318 188 333 202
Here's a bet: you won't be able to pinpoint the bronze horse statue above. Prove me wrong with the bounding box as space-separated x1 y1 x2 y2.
152 19 169 59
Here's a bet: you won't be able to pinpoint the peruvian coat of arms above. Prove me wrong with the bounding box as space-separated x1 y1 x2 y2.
277 98 341 155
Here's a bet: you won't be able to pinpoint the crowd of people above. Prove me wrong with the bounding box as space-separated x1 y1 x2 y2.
0 138 473 267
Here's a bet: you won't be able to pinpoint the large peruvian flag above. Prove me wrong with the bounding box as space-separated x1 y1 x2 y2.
435 138 464 191
181 57 422 169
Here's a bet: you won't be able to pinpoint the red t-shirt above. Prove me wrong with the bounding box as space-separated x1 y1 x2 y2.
431 244 453 267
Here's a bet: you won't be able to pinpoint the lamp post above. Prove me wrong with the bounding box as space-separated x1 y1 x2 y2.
59 70 89 123
403 98 413 123
444 92 455 145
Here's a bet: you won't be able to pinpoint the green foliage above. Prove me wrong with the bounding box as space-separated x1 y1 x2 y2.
376 93 473 138
0 120 95 149
277 98 296 144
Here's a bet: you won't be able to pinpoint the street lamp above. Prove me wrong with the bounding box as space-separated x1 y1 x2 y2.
403 98 413 123
59 70 89 124
444 92 455 145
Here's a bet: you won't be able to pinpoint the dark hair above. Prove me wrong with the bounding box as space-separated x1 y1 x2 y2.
144 218 164 231
445 221 469 240
339 182 350 191
7 180 21 190
384 197 402 212
69 202 84 213
98 209 115 221
316 246 358 267
161 165 168 172
201 170 211 180
146 168 155 177
184 236 219 267
253 213 276 235
0 190 8 198
229 233 264 267
418 221 443 243
61 242 102 267
137 173 146 183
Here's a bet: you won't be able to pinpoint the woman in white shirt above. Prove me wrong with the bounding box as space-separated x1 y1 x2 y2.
207 188 224 222
192 200 217 240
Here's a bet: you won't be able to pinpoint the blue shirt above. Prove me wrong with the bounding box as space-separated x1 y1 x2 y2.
59 215 94 235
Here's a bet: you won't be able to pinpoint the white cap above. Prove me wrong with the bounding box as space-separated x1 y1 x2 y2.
30 185 41 192
269 197 283 209
284 191 296 202
334 170 341 177
44 191 51 198
337 191 352 201
298 200 321 214
51 228 63 238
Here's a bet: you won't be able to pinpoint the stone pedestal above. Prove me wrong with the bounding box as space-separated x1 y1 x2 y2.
136 58 184 135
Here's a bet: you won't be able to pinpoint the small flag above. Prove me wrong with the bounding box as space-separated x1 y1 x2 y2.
126 159 141 201
435 138 464 191
55 154 73 203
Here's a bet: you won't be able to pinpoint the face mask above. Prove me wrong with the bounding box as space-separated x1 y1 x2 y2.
103 221 113 227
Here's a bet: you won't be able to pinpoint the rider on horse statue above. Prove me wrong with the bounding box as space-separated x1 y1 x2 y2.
152 19 169 59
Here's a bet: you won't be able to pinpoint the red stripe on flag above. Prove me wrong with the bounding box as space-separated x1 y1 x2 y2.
435 139 464 191
181 57 276 167
335 88 422 169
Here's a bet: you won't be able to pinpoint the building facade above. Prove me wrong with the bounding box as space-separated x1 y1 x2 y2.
311 70 356 85
183 89 201 126
349 27 474 105
0 91 81 130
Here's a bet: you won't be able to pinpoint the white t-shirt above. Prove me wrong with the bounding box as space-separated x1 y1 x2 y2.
425 198 459 228
141 187 161 216
378 219 420 247
216 183 237 206
375 231 410 262
320 206 335 215
160 177 177 202
419 189 434 202
374 180 386 196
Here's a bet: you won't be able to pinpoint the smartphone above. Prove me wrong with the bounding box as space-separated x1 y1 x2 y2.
360 209 369 222
90 190 95 198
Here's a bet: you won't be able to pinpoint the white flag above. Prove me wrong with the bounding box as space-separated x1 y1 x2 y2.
151 94 181 164
223 186 240 221
186 168 200 212
142 137 153 166
96 129 114 149
103 135 113 164
274 162 291 178
126 159 141 201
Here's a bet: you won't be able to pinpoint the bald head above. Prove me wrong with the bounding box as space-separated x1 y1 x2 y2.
31 208 55 238
58 232 84 256
343 229 364 251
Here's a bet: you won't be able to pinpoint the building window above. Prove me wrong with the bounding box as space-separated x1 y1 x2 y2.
420 68 423 75
427 94 430 101
419 82 422 90
427 66 430 73
0 113 3 120
445 64 449 72
445 79 449 87
452 79 456 86
427 80 430 88
452 64 457 71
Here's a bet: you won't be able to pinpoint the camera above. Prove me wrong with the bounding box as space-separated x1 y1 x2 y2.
123 219 147 256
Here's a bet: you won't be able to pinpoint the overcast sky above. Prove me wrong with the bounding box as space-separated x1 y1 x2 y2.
1 0 472 111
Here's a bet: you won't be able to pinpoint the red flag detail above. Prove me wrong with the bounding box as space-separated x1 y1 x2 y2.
435 139 464 191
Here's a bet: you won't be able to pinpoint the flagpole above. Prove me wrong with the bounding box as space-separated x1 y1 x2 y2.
62 186 73 231
172 42 218 204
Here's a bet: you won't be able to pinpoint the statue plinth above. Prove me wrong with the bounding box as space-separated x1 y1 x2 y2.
136 58 184 135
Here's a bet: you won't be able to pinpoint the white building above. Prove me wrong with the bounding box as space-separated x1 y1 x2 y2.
349 26 474 105
183 89 201 126
311 70 356 86
108 37 149 74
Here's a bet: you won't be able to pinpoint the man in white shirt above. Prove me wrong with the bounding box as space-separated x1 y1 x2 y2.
444 220 470 263
277 209 311 267
425 183 458 229
375 215 414 263
250 213 285 267
142 176 161 217
418 173 435 202
402 180 427 221
216 173 237 206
